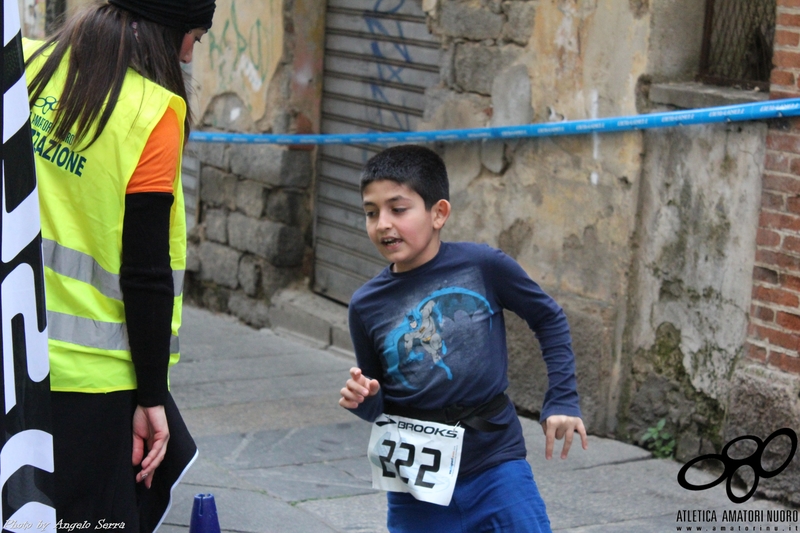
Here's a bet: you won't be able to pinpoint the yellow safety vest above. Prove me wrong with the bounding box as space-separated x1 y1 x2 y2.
24 39 187 393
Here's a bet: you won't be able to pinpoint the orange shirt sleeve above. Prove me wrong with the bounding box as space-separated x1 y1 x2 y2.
126 107 181 194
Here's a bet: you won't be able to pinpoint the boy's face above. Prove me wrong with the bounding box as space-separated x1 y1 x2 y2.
362 180 450 273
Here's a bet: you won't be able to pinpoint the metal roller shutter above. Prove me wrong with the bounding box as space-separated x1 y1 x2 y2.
313 0 440 304
182 149 200 232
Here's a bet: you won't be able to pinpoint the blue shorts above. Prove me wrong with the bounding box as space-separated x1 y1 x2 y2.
387 459 552 533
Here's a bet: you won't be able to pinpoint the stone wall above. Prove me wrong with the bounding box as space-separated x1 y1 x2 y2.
421 3 800 507
185 0 325 326
190 0 285 129
186 137 312 327
621 122 767 461
421 0 648 434
183 0 800 504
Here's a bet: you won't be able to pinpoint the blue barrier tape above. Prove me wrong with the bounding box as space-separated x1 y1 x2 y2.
188 98 800 145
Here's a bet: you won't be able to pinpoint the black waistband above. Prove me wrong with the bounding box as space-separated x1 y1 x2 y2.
384 393 510 432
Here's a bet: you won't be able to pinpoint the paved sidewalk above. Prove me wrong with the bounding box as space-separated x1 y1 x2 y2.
159 306 792 533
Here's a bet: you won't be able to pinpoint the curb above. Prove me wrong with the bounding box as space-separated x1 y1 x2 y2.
267 288 355 358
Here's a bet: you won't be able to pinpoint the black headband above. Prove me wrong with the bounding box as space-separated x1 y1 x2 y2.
108 0 216 31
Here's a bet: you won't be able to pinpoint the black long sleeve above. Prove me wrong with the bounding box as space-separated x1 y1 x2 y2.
120 192 175 407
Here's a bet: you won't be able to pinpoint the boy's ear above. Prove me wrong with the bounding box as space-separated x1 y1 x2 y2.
432 199 451 230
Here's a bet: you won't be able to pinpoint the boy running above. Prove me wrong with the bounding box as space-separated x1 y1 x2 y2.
339 145 587 532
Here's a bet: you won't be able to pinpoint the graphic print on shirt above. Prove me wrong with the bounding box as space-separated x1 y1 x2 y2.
382 287 493 389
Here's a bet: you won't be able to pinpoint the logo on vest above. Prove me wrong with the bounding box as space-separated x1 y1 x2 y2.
33 96 58 115
29 97 87 178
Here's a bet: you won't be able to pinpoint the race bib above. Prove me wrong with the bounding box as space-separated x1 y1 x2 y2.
368 414 465 506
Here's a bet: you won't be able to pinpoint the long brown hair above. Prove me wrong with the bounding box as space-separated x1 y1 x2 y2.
26 2 192 149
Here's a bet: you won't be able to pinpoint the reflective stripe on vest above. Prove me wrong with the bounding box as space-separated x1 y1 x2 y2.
43 238 185 299
47 311 180 354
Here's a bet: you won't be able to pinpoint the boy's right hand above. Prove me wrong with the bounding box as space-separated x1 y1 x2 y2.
339 367 380 409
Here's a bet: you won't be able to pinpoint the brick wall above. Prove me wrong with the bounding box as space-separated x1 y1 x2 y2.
746 0 800 372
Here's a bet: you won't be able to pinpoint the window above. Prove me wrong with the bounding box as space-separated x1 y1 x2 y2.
698 0 776 91
46 0 67 34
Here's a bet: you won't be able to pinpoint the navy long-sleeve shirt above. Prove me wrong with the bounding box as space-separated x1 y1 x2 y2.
348 241 582 477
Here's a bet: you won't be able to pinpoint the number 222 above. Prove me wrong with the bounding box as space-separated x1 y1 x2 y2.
379 439 441 488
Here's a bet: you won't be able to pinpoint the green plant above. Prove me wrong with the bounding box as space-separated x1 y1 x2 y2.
641 418 676 458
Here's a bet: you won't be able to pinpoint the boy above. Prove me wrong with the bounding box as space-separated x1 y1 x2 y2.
339 145 587 532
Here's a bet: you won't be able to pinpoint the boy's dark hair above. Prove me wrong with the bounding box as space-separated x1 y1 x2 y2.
360 145 449 209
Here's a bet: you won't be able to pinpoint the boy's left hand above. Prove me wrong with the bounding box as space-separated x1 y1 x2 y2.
541 415 588 460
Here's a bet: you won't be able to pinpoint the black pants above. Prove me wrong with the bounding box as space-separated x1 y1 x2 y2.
52 391 140 530
51 391 197 532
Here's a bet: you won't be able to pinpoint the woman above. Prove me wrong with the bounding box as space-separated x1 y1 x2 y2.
24 0 215 528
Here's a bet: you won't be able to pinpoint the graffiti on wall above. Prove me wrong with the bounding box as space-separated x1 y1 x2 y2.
193 0 284 123
363 0 414 132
